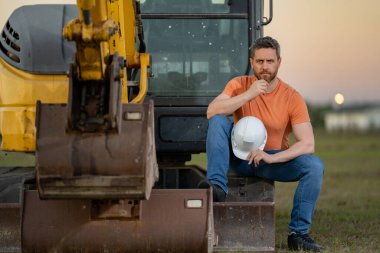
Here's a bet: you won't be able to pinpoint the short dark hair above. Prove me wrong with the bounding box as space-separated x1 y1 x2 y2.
250 36 281 59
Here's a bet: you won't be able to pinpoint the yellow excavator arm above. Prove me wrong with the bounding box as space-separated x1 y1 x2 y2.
63 0 139 81
65 0 149 104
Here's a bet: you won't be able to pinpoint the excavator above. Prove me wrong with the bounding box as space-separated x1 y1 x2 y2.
0 0 274 252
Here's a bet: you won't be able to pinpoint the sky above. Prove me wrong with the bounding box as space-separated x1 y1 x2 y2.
265 0 380 105
1 0 379 105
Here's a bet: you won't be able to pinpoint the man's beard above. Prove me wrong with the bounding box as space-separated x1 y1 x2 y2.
256 69 278 83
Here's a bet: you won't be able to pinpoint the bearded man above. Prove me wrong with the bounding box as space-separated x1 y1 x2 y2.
203 36 325 252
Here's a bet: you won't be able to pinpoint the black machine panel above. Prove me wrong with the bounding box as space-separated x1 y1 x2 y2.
154 106 208 154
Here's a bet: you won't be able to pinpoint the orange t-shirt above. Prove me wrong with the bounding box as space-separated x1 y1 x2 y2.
223 75 310 151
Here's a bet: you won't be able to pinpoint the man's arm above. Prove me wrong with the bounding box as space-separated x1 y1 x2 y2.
248 122 315 166
207 79 269 119
207 93 247 119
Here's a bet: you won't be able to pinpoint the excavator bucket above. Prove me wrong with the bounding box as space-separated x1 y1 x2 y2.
35 100 158 199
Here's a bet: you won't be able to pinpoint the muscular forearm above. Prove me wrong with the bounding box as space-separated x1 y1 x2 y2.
207 92 253 119
271 140 314 163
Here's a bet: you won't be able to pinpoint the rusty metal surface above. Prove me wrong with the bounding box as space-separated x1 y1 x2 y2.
66 53 124 133
22 189 214 253
35 100 158 199
213 176 275 252
0 204 21 253
213 203 275 252
91 199 141 219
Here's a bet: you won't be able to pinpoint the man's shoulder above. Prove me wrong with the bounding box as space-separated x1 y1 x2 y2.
278 79 294 90
277 79 300 96
230 75 255 83
277 80 307 110
228 75 256 87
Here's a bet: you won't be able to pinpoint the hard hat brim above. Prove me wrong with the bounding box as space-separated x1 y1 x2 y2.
232 148 250 160
232 143 266 160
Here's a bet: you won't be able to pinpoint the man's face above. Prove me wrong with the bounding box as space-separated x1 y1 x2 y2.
250 48 281 82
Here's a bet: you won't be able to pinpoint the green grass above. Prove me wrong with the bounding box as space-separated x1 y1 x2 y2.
190 130 380 253
0 150 35 167
0 136 35 167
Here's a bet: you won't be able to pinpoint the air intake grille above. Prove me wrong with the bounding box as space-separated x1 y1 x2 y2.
0 21 21 63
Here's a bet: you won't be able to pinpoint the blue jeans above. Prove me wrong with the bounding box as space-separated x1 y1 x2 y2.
206 115 324 234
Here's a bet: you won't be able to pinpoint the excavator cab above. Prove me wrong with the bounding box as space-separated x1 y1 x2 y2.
0 0 275 252
143 0 252 159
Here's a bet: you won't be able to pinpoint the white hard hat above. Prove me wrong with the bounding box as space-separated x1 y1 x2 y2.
231 116 267 160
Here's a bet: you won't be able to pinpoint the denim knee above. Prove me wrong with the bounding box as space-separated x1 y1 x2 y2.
208 114 232 135
310 156 324 178
297 154 324 178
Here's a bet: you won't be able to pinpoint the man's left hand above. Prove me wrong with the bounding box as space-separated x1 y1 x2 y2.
247 149 274 167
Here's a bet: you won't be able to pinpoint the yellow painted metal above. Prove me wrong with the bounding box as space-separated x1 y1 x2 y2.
78 0 95 11
106 0 128 97
0 58 68 151
0 59 68 105
78 0 96 42
122 0 140 68
106 0 124 57
64 0 114 80
132 53 150 103
63 0 133 95
0 107 35 151
89 0 107 78
63 0 151 103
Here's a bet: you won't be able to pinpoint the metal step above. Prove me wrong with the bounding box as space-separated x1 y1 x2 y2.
213 176 275 252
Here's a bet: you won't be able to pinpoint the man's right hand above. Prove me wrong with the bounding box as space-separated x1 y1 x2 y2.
248 79 269 98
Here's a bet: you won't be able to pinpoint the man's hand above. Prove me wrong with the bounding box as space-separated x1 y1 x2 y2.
247 79 269 98
247 149 274 167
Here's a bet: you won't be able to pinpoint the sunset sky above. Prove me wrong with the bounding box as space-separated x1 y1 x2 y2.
1 0 379 105
266 0 380 105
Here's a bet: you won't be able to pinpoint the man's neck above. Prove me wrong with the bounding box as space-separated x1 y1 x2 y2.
266 77 279 93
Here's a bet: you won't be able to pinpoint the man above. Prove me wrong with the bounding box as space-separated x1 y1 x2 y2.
204 36 324 252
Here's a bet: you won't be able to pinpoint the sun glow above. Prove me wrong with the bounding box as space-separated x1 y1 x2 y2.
334 93 345 105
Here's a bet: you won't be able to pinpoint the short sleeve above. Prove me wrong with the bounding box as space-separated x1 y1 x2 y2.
289 91 310 125
223 77 242 97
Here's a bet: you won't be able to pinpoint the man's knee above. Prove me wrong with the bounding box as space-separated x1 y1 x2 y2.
297 154 324 178
208 114 232 132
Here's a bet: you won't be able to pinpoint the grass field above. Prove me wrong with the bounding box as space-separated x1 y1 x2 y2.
190 129 380 253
